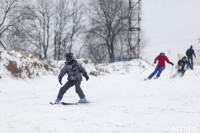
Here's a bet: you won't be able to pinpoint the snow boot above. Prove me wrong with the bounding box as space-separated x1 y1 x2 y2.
78 97 88 103
55 98 61 104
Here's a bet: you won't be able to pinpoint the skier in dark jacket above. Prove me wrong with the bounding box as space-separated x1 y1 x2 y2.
54 53 89 104
171 56 190 78
146 52 174 80
186 45 196 69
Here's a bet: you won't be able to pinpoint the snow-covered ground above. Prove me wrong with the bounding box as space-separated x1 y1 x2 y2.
0 60 200 133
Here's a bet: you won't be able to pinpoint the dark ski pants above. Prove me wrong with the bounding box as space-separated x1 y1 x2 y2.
187 56 193 69
148 66 165 79
57 80 85 100
171 69 186 78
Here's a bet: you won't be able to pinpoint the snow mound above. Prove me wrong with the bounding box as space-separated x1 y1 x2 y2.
0 48 151 79
86 58 153 77
0 49 58 79
56 58 151 77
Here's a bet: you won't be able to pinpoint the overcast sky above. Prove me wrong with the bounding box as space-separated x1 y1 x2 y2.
142 0 200 59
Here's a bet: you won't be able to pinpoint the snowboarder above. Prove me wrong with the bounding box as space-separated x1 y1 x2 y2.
186 45 196 69
54 53 89 104
146 52 174 80
171 56 190 78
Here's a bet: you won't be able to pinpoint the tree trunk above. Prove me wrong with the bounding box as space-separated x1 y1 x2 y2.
0 40 7 50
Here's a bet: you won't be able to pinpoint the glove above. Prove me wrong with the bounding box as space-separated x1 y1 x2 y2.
85 75 89 81
170 62 174 66
154 61 156 64
186 63 190 68
59 78 62 85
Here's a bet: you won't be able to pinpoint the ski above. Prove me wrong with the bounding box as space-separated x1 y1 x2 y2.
144 78 150 81
49 102 58 105
61 102 78 105
61 102 90 105
50 101 90 105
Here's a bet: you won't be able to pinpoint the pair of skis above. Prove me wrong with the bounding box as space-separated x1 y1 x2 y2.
144 77 159 81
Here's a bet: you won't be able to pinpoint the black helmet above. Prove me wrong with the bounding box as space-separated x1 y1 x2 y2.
190 45 193 49
182 56 186 60
160 52 165 55
65 53 73 59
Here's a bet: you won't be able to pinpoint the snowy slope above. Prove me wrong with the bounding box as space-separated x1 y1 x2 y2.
0 60 200 133
0 49 57 79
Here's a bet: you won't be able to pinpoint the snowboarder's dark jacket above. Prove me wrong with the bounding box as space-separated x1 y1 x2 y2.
177 59 190 71
186 47 196 57
58 59 88 81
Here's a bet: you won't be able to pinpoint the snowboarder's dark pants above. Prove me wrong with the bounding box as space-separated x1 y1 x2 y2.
177 69 186 77
171 69 186 78
57 80 85 100
187 56 193 69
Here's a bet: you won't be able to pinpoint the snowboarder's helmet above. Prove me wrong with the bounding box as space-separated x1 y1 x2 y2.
65 53 73 62
160 52 165 55
65 53 73 59
182 56 186 60
190 45 193 49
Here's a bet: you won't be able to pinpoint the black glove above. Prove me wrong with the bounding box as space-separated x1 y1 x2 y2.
170 62 174 66
59 78 62 85
85 75 89 81
154 61 156 64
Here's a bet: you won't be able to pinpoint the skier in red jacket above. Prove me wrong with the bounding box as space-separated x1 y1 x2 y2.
146 52 174 80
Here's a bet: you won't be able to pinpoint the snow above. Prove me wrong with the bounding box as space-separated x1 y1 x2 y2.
0 59 200 133
0 49 57 79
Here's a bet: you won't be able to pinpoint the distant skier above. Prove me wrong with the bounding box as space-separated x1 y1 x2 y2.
146 52 174 80
54 53 89 104
171 56 190 78
186 45 196 70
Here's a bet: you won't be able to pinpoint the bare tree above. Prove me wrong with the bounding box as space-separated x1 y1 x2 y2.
4 3 38 51
0 0 17 38
86 0 129 63
68 0 85 53
35 0 53 59
53 0 70 60
0 0 31 50
53 0 85 61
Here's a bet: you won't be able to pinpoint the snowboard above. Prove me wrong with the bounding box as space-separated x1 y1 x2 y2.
61 102 90 105
61 102 78 105
49 102 90 105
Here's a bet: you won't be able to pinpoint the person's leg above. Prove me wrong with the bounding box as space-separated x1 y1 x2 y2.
188 57 192 69
148 66 160 79
57 81 75 100
156 67 165 78
75 80 85 99
171 70 180 78
187 56 190 62
180 70 186 77
187 56 190 64
191 56 194 69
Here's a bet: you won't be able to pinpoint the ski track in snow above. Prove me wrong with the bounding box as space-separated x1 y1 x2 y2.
0 64 200 133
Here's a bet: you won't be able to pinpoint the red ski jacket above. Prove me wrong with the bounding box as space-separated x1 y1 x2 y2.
154 55 171 67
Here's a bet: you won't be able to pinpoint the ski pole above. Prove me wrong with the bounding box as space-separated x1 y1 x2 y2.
170 66 173 76
139 65 153 74
192 69 198 78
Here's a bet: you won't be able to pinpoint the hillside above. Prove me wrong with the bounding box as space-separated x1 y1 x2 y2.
0 54 200 133
0 49 57 79
0 49 113 79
